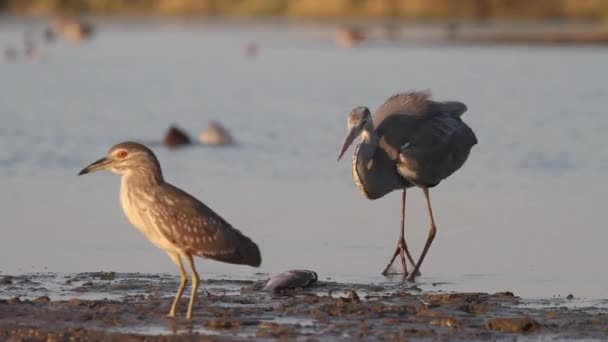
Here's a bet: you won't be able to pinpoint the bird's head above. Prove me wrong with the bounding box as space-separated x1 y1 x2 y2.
78 141 162 178
337 106 372 161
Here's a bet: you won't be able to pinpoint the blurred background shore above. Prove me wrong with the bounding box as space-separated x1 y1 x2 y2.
3 0 608 46
1 0 607 20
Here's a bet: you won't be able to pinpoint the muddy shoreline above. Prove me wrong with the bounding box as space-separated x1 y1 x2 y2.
0 273 606 341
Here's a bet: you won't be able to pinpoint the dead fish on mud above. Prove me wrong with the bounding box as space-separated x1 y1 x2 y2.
264 270 318 293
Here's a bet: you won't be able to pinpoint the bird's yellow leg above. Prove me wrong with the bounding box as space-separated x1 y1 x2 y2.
185 254 200 320
167 253 188 318
408 188 437 282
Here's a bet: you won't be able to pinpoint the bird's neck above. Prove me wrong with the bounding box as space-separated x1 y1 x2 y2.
358 126 378 159
121 168 165 190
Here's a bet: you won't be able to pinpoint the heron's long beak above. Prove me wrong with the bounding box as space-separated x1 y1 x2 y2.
78 157 111 176
337 127 360 161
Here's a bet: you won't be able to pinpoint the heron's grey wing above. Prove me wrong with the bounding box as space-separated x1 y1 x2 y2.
394 114 477 186
149 184 261 267
373 91 469 148
373 91 433 148
374 114 423 148
372 91 432 125
428 100 468 117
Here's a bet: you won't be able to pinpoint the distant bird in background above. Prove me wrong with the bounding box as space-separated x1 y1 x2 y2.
23 29 44 62
244 41 259 59
163 125 191 148
78 142 261 318
335 26 365 48
48 16 95 44
199 121 235 146
3 45 18 62
43 26 56 42
338 91 477 281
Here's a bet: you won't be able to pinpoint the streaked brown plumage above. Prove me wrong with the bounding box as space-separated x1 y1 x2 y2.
78 142 261 319
146 182 260 266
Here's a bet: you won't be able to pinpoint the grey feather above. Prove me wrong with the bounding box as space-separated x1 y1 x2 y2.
377 113 477 187
342 90 477 198
374 91 469 149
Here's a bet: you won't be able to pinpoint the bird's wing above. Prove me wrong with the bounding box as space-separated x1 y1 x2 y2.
373 90 431 126
429 100 468 117
373 91 434 148
373 90 469 148
395 114 478 186
148 184 261 267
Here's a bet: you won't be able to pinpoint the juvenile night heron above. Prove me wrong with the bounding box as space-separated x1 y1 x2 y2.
78 142 261 319
337 91 477 281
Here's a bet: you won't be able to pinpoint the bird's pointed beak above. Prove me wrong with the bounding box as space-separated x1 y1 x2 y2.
337 127 359 161
78 157 111 176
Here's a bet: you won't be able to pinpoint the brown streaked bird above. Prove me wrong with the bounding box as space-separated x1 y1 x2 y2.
337 91 477 281
78 142 261 319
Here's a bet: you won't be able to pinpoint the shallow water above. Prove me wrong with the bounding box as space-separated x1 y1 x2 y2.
1 18 607 302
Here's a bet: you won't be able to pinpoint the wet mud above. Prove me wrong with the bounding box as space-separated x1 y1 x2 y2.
0 273 606 341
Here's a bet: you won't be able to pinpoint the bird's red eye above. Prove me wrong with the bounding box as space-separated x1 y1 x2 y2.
117 151 128 158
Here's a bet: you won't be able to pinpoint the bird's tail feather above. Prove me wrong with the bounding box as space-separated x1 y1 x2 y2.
203 229 262 267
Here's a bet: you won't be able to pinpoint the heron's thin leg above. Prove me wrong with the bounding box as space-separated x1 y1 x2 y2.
408 188 437 282
398 190 417 272
399 190 419 276
397 190 408 274
184 254 200 320
381 191 406 275
166 253 188 318
382 190 415 275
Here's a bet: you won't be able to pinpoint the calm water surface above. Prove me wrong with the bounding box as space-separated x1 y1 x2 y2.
1 19 607 301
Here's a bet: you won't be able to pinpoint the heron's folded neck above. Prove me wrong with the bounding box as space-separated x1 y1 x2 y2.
358 128 378 160
361 126 378 145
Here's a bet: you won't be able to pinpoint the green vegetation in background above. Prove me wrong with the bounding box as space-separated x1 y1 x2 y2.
1 0 608 20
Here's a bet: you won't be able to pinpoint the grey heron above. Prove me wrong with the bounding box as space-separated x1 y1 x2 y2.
338 91 477 281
